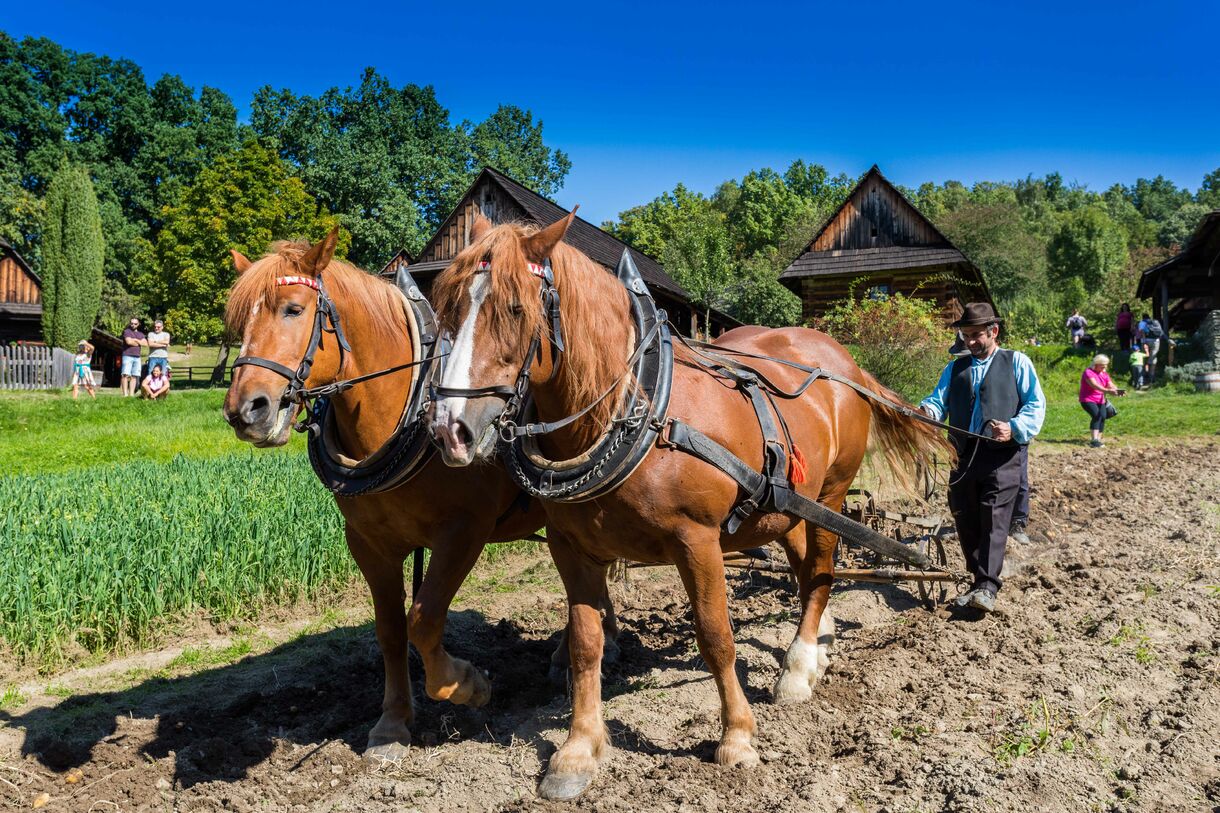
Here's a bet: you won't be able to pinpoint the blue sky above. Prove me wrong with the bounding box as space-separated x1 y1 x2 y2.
4 1 1218 224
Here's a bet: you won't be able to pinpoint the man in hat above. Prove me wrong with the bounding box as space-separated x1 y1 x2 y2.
948 331 1031 546
920 303 1045 612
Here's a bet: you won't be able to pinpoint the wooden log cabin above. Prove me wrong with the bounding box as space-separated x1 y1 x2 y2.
0 238 43 343
779 166 994 324
390 168 739 338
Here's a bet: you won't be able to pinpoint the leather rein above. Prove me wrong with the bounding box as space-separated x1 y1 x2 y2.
232 270 440 434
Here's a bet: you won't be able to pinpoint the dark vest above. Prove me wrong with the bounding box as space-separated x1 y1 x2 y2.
947 349 1023 450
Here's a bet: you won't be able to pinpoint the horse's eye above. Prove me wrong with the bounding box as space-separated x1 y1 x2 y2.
509 302 524 316
285 304 305 317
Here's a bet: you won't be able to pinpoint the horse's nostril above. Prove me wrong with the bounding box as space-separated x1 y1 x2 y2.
453 420 473 447
240 395 272 426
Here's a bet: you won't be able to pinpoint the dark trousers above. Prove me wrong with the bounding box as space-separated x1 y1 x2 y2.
948 444 1026 595
1081 401 1105 432
1012 455 1029 527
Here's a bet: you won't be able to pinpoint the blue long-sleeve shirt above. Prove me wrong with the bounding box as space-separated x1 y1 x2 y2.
919 350 1046 444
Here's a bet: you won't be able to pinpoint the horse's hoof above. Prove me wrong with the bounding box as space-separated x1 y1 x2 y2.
772 671 814 705
363 738 410 765
715 739 760 768
538 770 595 801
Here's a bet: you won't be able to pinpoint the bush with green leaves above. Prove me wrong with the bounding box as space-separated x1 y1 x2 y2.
812 289 954 402
39 159 104 348
1162 362 1219 384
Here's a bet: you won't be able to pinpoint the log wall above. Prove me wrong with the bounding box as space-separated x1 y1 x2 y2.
796 266 974 324
1 254 39 305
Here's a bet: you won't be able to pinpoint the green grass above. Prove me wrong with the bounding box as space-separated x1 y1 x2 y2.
0 452 352 664
0 388 302 475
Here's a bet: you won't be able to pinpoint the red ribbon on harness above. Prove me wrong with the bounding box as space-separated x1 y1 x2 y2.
788 444 808 485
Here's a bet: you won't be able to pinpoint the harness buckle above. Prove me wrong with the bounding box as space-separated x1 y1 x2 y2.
654 417 677 449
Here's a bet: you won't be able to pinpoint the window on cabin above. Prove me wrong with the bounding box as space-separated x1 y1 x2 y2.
866 284 891 301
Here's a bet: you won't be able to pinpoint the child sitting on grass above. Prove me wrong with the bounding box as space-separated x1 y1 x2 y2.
140 365 170 400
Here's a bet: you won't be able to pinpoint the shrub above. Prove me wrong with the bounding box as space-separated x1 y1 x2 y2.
812 290 953 402
1162 361 1219 384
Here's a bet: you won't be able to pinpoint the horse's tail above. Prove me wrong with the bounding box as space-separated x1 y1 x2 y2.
858 370 956 496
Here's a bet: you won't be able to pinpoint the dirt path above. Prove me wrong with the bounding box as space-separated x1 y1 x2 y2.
1 442 1217 812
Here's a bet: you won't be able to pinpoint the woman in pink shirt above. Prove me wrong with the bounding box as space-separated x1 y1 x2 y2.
1079 354 1123 448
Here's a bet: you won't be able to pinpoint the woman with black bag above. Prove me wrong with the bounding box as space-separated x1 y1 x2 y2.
1079 354 1124 448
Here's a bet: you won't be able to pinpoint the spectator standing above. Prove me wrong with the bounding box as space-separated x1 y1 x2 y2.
1115 304 1133 350
1129 345 1147 390
71 340 97 400
120 317 146 397
146 320 171 375
1079 354 1124 447
1066 309 1087 347
1141 314 1164 384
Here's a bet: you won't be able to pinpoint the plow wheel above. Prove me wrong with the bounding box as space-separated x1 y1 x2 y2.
913 532 952 608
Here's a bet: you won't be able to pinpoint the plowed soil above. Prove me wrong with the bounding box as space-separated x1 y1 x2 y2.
2 442 1217 813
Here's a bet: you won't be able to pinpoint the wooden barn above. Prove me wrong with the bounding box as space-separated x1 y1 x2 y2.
778 166 994 324
378 248 414 280
393 168 739 338
0 238 43 344
1137 209 1219 334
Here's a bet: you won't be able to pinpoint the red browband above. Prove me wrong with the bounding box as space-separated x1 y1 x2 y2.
275 275 320 290
477 260 546 278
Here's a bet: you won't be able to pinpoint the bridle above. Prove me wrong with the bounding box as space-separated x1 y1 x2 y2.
430 259 566 441
431 257 662 445
233 269 437 432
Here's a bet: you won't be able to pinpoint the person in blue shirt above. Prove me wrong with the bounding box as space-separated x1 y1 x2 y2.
920 303 1046 613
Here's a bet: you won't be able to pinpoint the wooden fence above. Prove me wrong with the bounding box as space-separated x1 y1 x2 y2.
0 345 74 390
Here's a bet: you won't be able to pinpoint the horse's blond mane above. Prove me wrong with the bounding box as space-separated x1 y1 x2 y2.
433 222 634 447
224 241 409 349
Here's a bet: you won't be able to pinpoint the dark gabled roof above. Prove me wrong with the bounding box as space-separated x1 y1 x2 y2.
378 248 414 277
1137 210 1220 299
480 168 689 300
781 246 969 279
777 165 993 304
0 237 40 286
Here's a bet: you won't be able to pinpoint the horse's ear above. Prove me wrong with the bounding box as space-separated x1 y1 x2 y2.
300 227 340 275
523 207 578 263
231 250 252 274
470 212 493 243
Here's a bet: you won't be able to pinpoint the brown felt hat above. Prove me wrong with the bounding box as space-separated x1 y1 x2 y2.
951 302 1002 328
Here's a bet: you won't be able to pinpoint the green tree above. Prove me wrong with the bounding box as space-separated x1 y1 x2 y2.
39 159 104 347
465 105 570 198
936 200 1045 303
1046 206 1128 295
142 140 345 342
657 201 734 335
1159 202 1209 249
1198 167 1220 209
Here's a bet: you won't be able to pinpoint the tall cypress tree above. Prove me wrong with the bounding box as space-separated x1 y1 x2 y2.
40 158 105 348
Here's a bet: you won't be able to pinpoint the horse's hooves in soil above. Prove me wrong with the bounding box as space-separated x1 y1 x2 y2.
363 739 411 764
538 770 595 801
772 672 814 705
715 739 760 768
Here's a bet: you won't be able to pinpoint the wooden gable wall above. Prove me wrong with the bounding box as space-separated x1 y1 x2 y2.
419 180 527 264
1 252 40 306
813 173 948 252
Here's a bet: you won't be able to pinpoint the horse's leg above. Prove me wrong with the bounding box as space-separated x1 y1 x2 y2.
538 535 611 801
674 531 759 768
407 531 491 707
346 531 413 760
549 566 620 684
773 492 842 705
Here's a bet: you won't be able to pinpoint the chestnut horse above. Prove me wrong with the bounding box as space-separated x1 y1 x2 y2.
221 233 555 761
428 215 950 799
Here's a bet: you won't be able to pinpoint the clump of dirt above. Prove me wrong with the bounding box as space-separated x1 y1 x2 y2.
1 442 1216 812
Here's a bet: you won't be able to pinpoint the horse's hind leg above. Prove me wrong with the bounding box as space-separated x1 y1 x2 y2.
346 531 414 761
773 499 840 705
407 530 492 708
538 534 612 801
674 529 759 769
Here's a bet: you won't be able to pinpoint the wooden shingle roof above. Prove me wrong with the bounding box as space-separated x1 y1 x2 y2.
778 166 985 286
